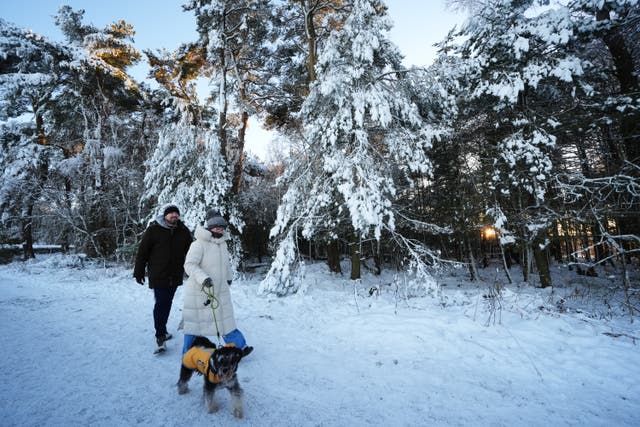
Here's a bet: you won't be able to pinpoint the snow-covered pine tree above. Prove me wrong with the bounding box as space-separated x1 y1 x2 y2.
48 6 148 258
444 0 598 286
189 0 270 180
143 45 212 231
154 0 271 233
546 0 640 293
402 56 491 280
0 19 74 258
582 0 640 167
143 34 218 228
567 0 640 257
258 0 346 132
142 109 230 229
252 0 348 273
260 0 443 295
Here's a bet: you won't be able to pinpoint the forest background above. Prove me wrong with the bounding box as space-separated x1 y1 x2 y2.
0 0 639 301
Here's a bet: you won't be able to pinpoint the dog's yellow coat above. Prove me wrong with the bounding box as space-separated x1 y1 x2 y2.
181 345 236 384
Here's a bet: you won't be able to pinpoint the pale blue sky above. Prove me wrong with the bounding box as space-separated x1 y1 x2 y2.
1 1 463 159
1 0 463 69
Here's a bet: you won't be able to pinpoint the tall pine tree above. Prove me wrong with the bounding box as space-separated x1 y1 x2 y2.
261 0 443 295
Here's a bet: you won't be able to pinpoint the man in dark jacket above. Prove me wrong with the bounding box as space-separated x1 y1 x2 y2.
134 204 192 352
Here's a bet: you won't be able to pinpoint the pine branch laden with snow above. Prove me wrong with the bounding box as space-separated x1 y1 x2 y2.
258 226 299 296
54 6 142 92
485 205 516 246
171 0 270 232
143 120 232 229
442 0 629 253
493 128 556 204
554 163 640 208
552 163 640 242
453 0 597 205
261 0 444 295
430 0 640 286
0 20 72 222
2 10 164 253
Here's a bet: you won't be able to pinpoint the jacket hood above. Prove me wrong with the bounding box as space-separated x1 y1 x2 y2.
154 214 171 229
194 225 227 242
153 215 184 230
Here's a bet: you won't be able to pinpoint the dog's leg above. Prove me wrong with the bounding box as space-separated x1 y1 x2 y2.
227 376 244 419
204 379 219 413
177 365 193 395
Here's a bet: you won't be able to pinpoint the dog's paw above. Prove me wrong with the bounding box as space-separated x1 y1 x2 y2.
232 407 244 419
177 384 189 395
207 402 219 414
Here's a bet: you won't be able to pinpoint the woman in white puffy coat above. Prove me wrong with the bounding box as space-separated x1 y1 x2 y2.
182 211 252 357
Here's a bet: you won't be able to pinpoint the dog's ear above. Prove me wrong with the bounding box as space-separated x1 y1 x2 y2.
213 347 243 367
231 348 243 364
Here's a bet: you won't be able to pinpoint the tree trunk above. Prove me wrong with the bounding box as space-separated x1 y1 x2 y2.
521 242 530 283
580 223 593 262
327 239 342 274
304 1 318 83
466 237 479 281
550 221 563 262
349 234 361 280
503 245 513 269
21 127 50 260
60 177 73 253
596 9 637 94
592 223 606 263
620 253 634 322
231 110 249 195
217 7 228 160
372 239 382 275
597 7 640 163
560 220 574 262
532 237 552 288
35 112 47 145
500 243 513 284
22 204 35 260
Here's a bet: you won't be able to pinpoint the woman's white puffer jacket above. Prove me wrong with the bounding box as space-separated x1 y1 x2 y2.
182 226 235 336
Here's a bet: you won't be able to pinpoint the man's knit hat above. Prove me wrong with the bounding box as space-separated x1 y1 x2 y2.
163 204 180 216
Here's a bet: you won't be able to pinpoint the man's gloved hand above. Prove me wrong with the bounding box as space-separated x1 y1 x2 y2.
135 276 144 285
202 277 213 287
227 280 232 286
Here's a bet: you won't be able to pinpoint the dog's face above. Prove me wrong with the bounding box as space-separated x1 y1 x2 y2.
210 347 243 383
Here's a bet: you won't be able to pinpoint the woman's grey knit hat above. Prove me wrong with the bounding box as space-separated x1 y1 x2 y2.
206 209 227 228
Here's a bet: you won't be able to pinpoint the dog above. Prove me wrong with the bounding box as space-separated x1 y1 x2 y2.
177 336 245 418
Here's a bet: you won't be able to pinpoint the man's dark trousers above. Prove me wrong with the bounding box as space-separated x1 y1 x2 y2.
153 287 177 337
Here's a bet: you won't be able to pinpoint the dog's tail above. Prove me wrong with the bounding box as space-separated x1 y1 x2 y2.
191 336 217 350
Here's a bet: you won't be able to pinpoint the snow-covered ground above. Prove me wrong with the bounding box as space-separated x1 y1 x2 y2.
1 254 639 426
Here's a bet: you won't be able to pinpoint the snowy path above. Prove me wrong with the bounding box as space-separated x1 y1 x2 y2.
0 257 639 426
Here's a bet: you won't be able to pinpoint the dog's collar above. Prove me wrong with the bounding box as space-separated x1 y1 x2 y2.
208 349 222 375
205 365 221 383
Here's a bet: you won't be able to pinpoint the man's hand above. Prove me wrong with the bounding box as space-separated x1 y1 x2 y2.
135 276 144 285
202 277 213 287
